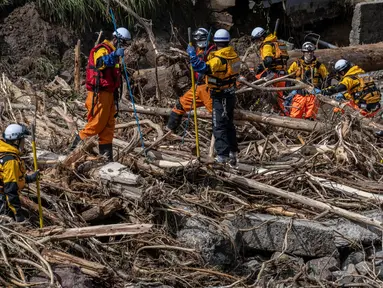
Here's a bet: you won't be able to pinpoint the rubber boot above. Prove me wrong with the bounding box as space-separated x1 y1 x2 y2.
166 111 183 132
229 151 237 167
69 134 81 151
99 143 114 162
0 194 7 215
15 214 25 223
215 155 230 164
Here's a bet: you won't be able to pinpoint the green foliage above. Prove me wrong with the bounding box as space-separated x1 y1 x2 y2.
0 0 183 30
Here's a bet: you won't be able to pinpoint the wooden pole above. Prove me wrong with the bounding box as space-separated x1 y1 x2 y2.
222 172 383 231
74 39 81 93
120 104 328 132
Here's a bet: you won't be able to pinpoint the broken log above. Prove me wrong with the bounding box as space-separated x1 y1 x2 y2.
62 136 98 169
29 223 152 241
81 198 122 222
74 39 81 93
42 250 107 277
90 162 143 201
221 172 383 231
246 42 383 72
306 173 383 201
120 105 328 132
317 94 383 131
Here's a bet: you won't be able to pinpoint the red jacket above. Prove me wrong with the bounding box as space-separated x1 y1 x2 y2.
86 42 121 92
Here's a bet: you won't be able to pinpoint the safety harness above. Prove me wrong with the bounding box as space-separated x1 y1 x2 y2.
347 75 381 105
260 40 289 71
206 56 241 93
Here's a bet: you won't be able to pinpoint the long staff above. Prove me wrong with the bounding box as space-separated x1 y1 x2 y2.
188 27 200 158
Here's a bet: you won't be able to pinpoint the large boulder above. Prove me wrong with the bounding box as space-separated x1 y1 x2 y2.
306 256 339 281
232 214 338 257
177 218 242 268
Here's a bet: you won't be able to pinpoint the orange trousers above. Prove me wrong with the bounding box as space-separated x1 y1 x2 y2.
290 94 318 119
172 84 213 115
79 91 116 144
333 101 381 118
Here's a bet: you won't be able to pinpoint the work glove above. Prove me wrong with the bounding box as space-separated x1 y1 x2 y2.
255 63 265 75
190 55 207 73
26 170 40 184
312 88 321 95
111 48 124 58
186 45 196 57
334 93 345 102
116 48 125 57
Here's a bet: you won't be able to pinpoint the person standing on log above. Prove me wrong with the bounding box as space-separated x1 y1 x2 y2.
322 59 381 118
166 28 216 132
251 27 289 115
0 124 39 222
69 28 132 162
186 29 240 165
285 42 329 119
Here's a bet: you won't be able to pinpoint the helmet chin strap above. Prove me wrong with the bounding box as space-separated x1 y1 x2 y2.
304 54 314 63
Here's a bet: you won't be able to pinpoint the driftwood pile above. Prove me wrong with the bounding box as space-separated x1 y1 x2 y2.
0 70 383 288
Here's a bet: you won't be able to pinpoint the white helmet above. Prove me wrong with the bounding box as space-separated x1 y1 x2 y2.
214 29 230 43
113 27 131 41
301 42 316 52
251 27 266 40
3 124 30 141
334 59 350 73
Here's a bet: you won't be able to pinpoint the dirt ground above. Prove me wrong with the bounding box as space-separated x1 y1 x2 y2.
0 3 74 82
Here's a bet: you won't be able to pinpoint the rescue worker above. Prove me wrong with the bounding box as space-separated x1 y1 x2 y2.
285 42 329 119
0 124 39 222
70 27 132 161
186 29 240 165
251 27 289 115
322 59 381 117
167 28 216 131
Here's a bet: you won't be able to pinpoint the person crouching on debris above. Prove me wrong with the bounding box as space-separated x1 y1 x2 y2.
322 59 381 118
285 42 329 119
70 27 132 162
0 124 39 222
250 27 290 115
167 28 216 132
186 29 240 165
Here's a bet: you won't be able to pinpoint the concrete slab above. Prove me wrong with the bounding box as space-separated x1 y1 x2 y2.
232 214 338 257
350 0 383 45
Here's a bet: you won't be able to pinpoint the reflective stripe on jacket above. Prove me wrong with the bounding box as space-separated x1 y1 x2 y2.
205 46 240 92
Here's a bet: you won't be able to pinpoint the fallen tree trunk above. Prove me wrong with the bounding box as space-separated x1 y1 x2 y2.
121 105 328 132
221 172 383 231
246 42 383 72
81 198 122 222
